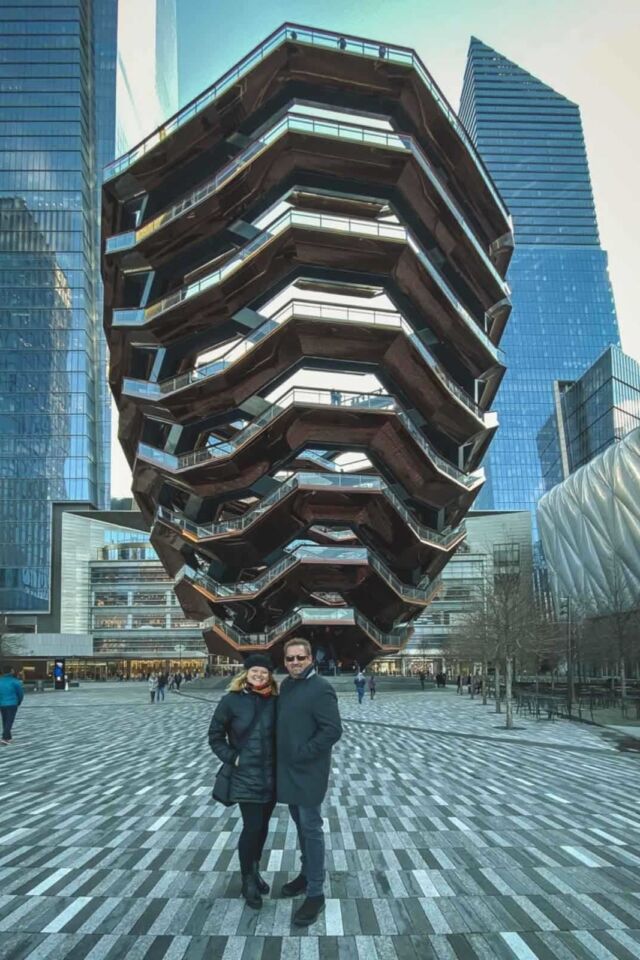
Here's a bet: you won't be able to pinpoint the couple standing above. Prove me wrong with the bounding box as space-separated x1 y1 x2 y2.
208 637 342 927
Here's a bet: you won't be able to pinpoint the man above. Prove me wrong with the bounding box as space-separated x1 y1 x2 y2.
276 637 342 926
0 667 24 744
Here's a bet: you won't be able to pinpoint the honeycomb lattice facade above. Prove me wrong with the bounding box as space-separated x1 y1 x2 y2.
538 427 640 618
101 24 513 666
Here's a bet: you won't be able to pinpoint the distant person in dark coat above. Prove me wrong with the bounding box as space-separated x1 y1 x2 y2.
276 638 342 927
208 654 277 910
368 675 376 699
0 668 24 744
156 672 167 701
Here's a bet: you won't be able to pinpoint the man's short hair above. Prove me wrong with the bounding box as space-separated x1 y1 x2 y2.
283 637 312 658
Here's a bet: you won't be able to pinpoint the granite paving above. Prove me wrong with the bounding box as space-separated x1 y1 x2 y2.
1 682 639 959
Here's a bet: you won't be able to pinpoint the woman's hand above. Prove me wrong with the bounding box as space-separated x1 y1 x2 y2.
234 755 240 767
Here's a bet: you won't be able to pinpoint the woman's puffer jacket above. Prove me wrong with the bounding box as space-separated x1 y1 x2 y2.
208 690 276 803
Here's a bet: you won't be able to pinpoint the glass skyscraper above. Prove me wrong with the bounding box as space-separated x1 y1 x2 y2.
115 0 178 156
459 38 620 520
0 0 117 614
0 0 177 617
538 345 640 491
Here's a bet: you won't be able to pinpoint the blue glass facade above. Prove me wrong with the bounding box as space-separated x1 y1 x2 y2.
539 345 640 491
0 0 117 612
459 39 620 519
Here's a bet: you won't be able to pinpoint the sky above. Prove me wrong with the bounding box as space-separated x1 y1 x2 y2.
110 0 639 495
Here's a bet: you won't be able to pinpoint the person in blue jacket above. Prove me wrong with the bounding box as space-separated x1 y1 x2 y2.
0 667 24 744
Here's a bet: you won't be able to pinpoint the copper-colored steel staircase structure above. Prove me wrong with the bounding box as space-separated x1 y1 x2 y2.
102 24 512 666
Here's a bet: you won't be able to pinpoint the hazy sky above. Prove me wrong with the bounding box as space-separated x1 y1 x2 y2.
110 0 639 495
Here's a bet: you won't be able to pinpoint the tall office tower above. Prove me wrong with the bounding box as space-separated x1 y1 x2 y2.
0 0 178 620
459 38 619 520
0 0 117 616
102 25 512 665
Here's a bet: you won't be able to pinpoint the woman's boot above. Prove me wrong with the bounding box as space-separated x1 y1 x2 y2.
241 872 262 909
253 861 269 894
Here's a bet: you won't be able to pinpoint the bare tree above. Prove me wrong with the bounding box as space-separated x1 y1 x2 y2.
448 545 551 729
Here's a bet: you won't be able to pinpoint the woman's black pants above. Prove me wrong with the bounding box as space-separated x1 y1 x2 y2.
238 801 275 874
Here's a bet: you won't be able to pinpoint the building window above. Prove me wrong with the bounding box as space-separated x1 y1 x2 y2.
132 616 166 629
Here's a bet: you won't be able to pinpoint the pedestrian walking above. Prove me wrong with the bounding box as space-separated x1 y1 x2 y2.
354 671 366 704
0 668 24 744
419 670 426 691
208 654 277 910
276 638 342 927
157 672 167 702
456 674 462 695
148 673 157 703
368 674 376 700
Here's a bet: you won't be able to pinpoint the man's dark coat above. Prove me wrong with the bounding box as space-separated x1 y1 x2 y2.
276 672 342 806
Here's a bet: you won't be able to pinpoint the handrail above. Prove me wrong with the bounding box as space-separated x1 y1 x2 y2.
177 543 432 603
112 209 502 362
310 525 356 542
137 386 483 488
105 110 507 291
103 23 509 226
202 603 411 648
154 470 466 549
123 298 485 420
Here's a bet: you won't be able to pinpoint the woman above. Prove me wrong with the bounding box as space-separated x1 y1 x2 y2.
208 654 277 909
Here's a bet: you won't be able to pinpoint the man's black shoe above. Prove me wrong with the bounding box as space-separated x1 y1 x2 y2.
253 862 269 894
280 873 307 897
293 895 325 927
241 873 262 909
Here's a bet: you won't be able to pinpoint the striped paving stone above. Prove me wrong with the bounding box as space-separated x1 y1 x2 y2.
0 684 639 959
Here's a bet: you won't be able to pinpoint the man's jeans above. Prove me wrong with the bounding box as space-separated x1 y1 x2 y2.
156 686 165 701
1 705 18 741
289 804 324 896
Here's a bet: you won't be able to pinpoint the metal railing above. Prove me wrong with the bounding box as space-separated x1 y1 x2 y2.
178 543 432 603
202 603 411 648
137 386 483 488
105 110 507 292
111 214 503 364
112 208 405 328
123 298 485 421
155 470 465 550
103 23 509 227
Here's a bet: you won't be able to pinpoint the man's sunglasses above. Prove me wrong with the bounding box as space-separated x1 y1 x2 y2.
285 654 310 662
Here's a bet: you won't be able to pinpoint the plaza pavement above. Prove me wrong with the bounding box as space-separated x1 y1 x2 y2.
1 683 640 960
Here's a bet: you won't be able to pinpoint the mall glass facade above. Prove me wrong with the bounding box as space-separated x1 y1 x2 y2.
0 0 117 612
459 38 620 520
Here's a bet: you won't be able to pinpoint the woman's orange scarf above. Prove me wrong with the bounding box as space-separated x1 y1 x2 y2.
245 680 272 698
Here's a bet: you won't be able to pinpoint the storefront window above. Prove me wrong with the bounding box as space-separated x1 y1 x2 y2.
93 614 127 629
132 615 166 629
132 591 167 606
94 591 128 607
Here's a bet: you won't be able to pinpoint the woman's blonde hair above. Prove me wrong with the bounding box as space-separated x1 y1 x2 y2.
227 669 278 695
